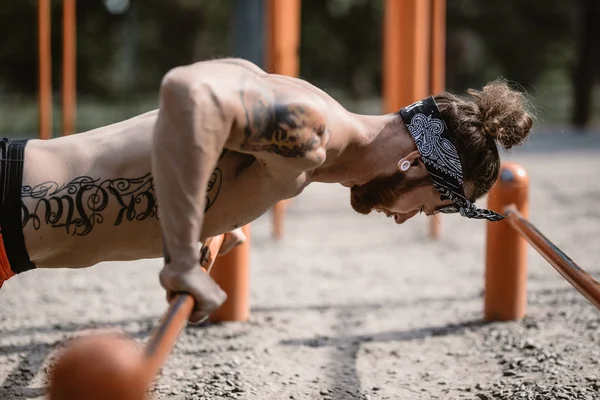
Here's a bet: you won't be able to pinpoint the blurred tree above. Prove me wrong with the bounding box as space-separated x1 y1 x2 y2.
82 0 233 98
446 0 577 92
0 0 61 96
0 0 232 100
76 0 132 98
300 0 383 100
0 0 596 130
571 0 600 129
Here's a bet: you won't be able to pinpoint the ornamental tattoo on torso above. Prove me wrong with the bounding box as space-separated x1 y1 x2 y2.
21 174 158 237
21 160 225 237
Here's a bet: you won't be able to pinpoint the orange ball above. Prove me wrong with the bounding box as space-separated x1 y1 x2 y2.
47 333 147 400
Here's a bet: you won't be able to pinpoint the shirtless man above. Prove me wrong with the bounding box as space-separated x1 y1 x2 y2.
0 58 534 323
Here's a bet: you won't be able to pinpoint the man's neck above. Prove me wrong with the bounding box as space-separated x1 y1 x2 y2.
311 112 414 187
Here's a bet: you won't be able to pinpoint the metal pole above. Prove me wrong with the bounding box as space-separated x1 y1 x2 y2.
484 163 529 321
38 0 53 139
266 0 301 240
62 0 77 136
144 235 225 382
383 0 431 113
504 206 600 311
428 0 446 239
209 225 251 322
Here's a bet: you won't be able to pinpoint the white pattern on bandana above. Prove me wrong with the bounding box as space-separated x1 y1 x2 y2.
406 113 463 185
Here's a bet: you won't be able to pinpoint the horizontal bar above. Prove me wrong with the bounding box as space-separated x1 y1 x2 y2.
143 234 226 383
504 205 600 310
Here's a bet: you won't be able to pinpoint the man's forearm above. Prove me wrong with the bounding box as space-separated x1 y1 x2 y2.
151 71 231 271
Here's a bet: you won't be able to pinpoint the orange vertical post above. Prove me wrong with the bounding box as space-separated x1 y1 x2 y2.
38 0 52 140
209 225 251 322
267 0 301 240
429 0 446 96
266 0 301 77
383 0 431 113
62 0 76 136
272 199 287 241
484 163 529 321
428 0 446 239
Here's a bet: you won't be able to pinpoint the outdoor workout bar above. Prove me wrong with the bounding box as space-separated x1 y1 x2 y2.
484 162 600 321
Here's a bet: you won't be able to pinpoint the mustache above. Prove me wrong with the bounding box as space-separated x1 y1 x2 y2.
350 173 431 215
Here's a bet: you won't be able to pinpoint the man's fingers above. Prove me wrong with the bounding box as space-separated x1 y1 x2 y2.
219 229 246 255
218 238 234 255
159 263 227 324
189 298 222 324
189 311 209 325
165 290 176 304
211 286 228 307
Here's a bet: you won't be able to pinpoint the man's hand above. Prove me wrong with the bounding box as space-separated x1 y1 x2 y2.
218 228 246 256
159 262 227 324
198 230 244 268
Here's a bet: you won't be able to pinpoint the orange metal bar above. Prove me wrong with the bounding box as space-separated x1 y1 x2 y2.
428 0 446 239
484 163 529 321
38 0 52 140
143 235 225 383
383 0 403 113
385 0 447 238
383 0 431 113
209 225 251 322
504 206 600 310
266 0 301 240
266 0 300 77
62 0 76 136
265 0 275 73
272 199 289 240
429 0 446 96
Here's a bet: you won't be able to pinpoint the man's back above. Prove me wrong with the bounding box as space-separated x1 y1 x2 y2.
21 110 164 268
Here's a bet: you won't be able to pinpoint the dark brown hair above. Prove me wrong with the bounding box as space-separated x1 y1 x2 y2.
434 79 534 200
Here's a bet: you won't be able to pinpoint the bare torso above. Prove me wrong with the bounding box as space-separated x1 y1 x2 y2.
21 110 310 269
19 58 362 271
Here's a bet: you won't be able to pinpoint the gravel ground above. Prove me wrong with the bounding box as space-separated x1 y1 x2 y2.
1 129 600 400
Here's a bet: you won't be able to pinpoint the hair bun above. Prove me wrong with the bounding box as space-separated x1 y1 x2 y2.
482 119 502 138
468 80 534 150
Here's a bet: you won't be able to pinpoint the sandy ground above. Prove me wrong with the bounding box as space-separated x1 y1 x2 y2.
1 129 600 400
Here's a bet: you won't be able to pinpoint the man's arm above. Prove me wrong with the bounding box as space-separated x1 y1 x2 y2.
151 59 327 323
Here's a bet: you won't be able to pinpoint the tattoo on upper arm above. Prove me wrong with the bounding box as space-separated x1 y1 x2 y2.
239 88 325 159
21 166 225 236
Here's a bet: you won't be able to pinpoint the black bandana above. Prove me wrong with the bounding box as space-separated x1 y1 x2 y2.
399 96 504 222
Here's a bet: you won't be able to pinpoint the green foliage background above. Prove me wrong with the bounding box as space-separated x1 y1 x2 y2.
0 0 598 136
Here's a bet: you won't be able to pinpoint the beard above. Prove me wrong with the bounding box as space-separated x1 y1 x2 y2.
350 173 429 215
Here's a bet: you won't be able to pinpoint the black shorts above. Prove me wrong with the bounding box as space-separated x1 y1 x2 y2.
0 138 35 286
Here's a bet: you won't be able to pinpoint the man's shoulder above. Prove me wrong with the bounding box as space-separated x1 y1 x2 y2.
200 57 267 76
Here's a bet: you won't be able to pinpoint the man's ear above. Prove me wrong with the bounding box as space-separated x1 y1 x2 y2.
397 150 427 179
